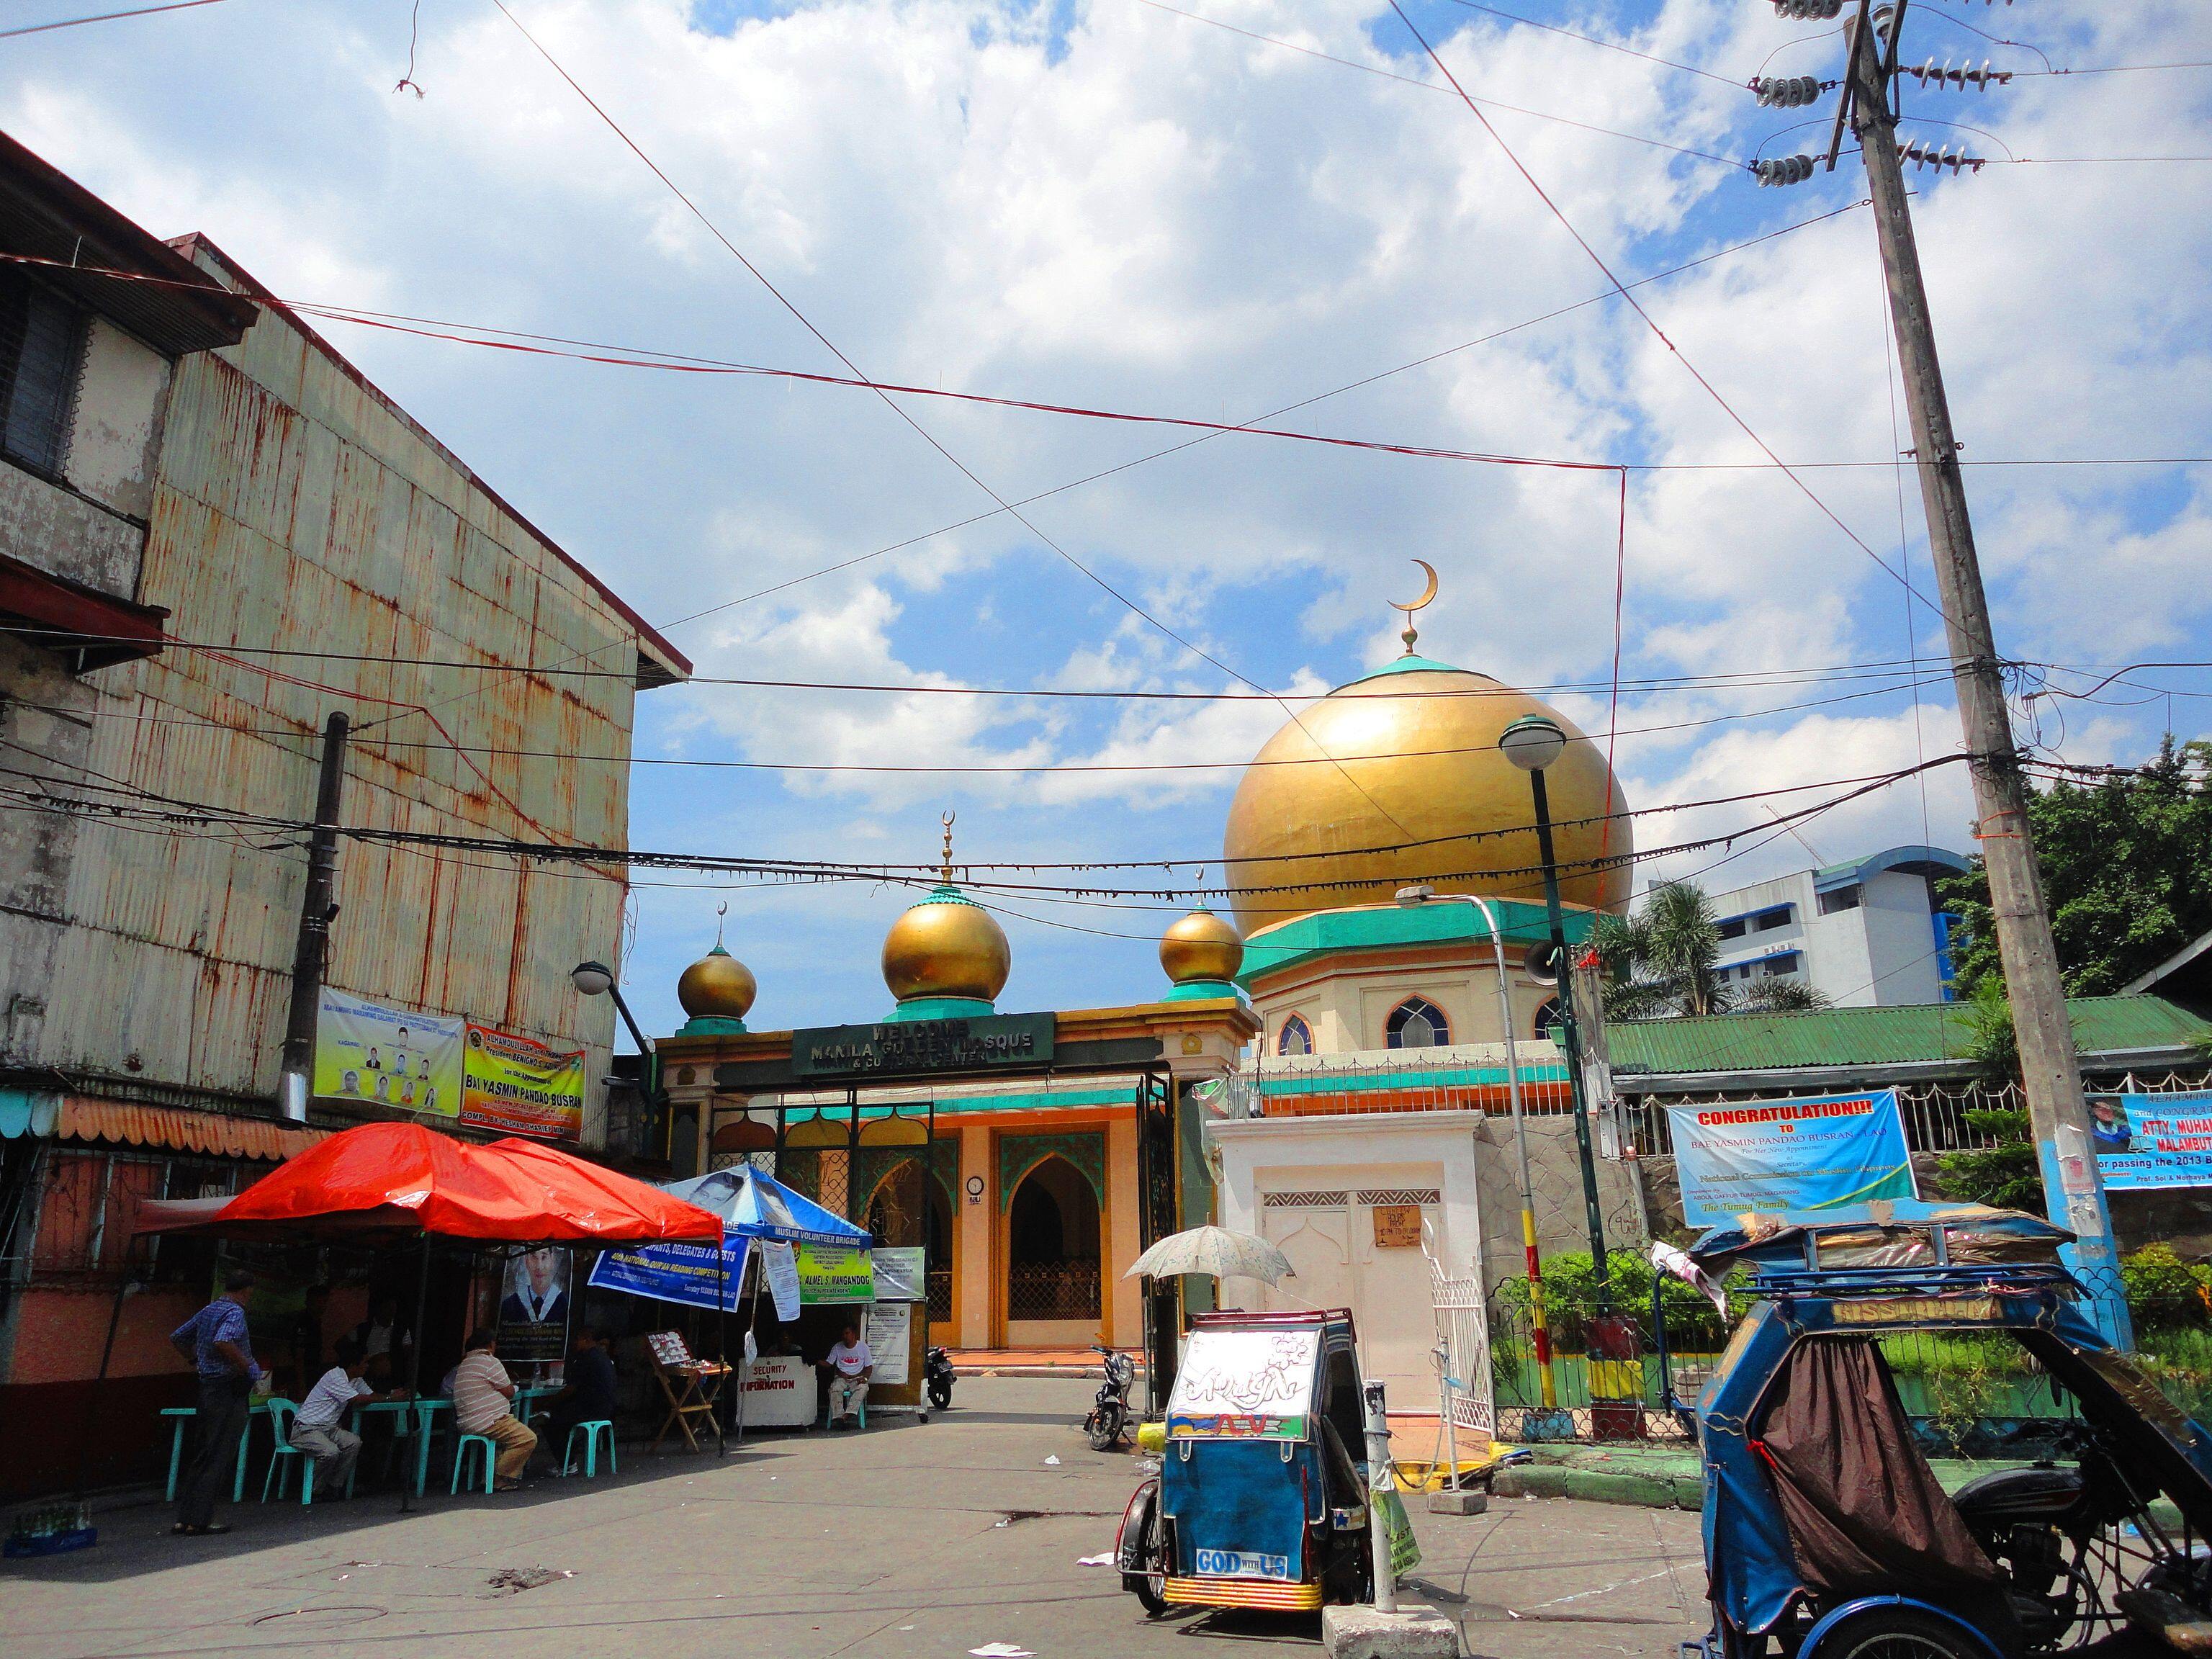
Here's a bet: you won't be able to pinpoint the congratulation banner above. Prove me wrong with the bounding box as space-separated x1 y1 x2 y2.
1669 1090 1917 1228
312 990 463 1117
588 1236 750 1313
462 1023 586 1140
2086 1090 2212 1192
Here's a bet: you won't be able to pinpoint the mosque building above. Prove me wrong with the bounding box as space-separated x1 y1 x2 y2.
652 600 1645 1423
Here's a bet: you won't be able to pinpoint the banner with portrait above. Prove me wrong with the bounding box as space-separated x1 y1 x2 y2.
2085 1090 2212 1192
462 1022 586 1140
497 1246 572 1364
312 991 463 1117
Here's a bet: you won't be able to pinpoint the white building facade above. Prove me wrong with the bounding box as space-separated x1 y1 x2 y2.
1696 845 1970 1008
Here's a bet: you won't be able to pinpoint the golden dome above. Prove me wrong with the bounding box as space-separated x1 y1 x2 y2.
1161 904 1244 985
1221 657 1632 935
881 886 1011 1004
678 943 757 1021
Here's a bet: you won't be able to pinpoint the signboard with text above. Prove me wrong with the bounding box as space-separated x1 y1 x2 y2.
1668 1090 1917 1228
2086 1090 2212 1192
313 991 463 1117
462 1022 585 1140
589 1236 750 1313
790 1013 1055 1079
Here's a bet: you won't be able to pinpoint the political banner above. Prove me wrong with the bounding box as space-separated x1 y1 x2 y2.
312 990 462 1117
588 1236 750 1313
2086 1091 2212 1192
498 1246 572 1363
462 1022 586 1140
798 1244 874 1305
1668 1090 1917 1228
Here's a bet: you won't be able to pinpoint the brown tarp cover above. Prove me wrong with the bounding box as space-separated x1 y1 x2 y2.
1756 1336 2015 1635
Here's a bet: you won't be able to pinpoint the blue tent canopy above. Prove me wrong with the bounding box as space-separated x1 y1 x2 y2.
660 1166 873 1250
585 1168 871 1312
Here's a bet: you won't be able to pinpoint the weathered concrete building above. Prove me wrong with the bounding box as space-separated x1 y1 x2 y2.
0 138 687 1493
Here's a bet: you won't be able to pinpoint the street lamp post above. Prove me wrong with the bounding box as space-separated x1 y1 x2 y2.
1499 716 1613 1313
572 960 673 1164
1396 884 1558 1412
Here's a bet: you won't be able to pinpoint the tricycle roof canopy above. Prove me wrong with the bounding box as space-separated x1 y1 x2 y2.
128 1121 724 1245
1687 1200 2072 1282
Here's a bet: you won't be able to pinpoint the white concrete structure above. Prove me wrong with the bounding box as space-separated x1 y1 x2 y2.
1694 845 1970 1008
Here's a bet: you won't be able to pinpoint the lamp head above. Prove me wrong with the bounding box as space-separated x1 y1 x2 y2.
571 960 616 998
1500 714 1567 773
1395 885 1435 907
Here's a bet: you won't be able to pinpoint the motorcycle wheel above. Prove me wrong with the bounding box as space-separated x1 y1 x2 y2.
928 1375 953 1411
1088 1401 1125 1451
1120 1478 1169 1617
1806 1606 1984 1659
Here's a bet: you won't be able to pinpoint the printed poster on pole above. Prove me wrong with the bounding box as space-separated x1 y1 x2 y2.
1668 1090 1917 1228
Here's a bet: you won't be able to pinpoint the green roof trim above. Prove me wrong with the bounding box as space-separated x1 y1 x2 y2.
1256 1058 1569 1096
883 994 996 1023
1344 654 1469 684
1239 898 1593 988
1607 994 2212 1079
783 1085 1138 1120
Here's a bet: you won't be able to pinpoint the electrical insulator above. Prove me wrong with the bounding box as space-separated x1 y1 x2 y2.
1899 57 2013 90
1896 140 1988 175
1753 153 1815 186
1771 0 1844 19
1751 74 1825 108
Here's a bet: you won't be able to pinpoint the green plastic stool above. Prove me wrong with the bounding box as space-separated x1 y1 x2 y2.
561 1421 616 1478
451 1434 498 1495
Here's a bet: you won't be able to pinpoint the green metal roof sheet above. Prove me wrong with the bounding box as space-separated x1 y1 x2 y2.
1240 898 1592 987
1607 994 2212 1078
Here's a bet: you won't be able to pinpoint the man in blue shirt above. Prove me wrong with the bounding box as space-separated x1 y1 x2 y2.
168 1270 262 1536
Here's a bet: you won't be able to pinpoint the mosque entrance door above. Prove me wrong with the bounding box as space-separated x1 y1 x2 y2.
1004 1155 1102 1345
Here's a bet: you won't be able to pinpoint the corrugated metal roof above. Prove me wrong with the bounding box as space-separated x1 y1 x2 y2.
55 1097 325 1161
1608 994 2212 1078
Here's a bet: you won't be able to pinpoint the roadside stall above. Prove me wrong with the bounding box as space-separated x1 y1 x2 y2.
127 1123 721 1510
587 1166 927 1432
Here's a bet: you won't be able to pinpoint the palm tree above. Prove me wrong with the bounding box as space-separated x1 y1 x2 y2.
1593 880 1831 1019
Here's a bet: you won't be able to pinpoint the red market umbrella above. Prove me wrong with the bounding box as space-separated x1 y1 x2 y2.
132 1121 721 1245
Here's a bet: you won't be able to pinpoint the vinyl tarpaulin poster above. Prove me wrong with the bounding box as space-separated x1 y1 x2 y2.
1669 1090 1917 1228
313 991 462 1116
498 1246 572 1363
462 1022 586 1140
796 1244 874 1305
2085 1090 2212 1191
588 1236 750 1313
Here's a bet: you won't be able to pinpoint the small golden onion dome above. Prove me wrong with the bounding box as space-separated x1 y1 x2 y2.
1160 904 1244 985
678 943 757 1021
881 886 1011 1004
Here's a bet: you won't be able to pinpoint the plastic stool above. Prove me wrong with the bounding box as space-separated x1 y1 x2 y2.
451 1433 498 1495
260 1401 319 1506
561 1421 617 1478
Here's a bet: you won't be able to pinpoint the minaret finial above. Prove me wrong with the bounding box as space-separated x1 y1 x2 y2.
714 899 728 950
1391 558 1439 655
940 811 956 885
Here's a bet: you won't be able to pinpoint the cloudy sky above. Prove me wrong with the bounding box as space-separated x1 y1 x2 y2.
16 0 2208 1036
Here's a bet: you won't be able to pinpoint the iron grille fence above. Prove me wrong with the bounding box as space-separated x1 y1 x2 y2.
1008 1259 1100 1321
926 1267 952 1323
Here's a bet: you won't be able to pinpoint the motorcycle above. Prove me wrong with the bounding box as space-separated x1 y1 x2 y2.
1085 1345 1137 1450
924 1346 956 1413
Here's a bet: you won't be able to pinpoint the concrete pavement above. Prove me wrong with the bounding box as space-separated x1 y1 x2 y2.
1 1379 1708 1659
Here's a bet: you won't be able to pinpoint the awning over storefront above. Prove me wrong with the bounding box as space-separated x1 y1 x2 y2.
0 549 169 668
0 1092 323 1160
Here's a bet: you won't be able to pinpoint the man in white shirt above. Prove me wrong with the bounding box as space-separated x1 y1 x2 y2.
452 1328 535 1489
289 1339 410 1494
820 1322 872 1429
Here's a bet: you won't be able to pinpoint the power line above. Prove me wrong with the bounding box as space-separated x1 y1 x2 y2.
1437 0 1741 87
0 0 230 42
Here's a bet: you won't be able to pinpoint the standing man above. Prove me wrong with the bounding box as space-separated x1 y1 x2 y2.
169 1269 262 1537
453 1329 535 1491
820 1321 872 1429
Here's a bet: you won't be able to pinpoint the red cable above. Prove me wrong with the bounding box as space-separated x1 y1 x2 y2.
1602 467 1627 865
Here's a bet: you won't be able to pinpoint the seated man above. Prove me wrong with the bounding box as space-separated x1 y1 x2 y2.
452 1328 535 1491
539 1326 618 1470
819 1322 872 1429
290 1337 410 1495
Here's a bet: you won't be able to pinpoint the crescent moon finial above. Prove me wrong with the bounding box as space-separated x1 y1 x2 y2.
1390 559 1439 654
714 899 728 949
939 811 956 884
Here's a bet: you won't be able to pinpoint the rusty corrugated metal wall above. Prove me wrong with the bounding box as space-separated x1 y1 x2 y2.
40 249 671 1146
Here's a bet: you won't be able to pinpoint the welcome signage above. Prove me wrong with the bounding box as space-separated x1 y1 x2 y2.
1668 1090 1917 1228
790 1012 1055 1079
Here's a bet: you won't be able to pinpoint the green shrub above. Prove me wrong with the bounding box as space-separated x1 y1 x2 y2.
2122 1243 2209 1307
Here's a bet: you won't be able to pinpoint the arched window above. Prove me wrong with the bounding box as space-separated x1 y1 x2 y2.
1385 997 1450 1050
1277 1014 1313 1056
1533 997 1564 1039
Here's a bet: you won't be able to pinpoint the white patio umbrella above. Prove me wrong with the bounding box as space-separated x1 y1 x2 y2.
1125 1226 1295 1286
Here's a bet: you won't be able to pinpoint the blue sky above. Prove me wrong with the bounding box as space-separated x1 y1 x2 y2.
12 0 2208 1041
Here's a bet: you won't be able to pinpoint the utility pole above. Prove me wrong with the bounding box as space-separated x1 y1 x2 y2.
1842 5 2130 1341
277 713 349 1125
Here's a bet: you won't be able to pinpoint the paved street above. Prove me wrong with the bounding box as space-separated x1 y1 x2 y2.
1 1380 1706 1659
